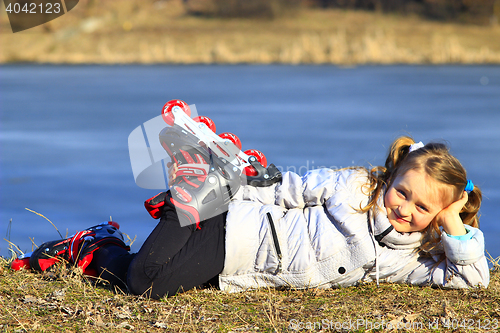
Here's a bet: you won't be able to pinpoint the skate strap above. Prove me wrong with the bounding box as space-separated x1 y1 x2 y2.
179 150 207 164
35 257 60 271
69 230 94 263
176 164 209 180
145 192 167 219
144 191 202 229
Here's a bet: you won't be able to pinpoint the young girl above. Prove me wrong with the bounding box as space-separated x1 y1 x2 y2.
20 136 489 299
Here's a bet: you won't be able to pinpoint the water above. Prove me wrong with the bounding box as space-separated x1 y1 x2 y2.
1 64 499 261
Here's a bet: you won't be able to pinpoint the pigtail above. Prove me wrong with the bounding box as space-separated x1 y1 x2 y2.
384 136 415 177
460 186 482 229
360 136 416 214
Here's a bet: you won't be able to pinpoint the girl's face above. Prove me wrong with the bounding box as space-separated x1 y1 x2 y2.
384 169 449 233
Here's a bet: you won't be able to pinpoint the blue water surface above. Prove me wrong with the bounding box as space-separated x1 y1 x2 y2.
1 64 499 261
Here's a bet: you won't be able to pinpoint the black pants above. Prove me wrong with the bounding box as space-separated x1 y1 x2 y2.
125 207 227 299
93 207 226 299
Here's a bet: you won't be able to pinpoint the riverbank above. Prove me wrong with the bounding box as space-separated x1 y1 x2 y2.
1 0 500 65
1 256 499 332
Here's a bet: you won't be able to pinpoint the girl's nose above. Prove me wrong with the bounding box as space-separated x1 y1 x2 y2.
398 202 411 217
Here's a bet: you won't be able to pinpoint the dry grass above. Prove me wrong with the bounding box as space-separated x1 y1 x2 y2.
1 0 500 64
1 255 499 332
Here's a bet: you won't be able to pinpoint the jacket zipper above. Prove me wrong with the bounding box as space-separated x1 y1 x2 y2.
266 212 282 273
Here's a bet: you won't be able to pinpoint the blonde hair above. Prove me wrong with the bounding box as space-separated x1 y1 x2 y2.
362 136 482 250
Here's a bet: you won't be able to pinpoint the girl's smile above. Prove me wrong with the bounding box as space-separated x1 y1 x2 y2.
385 169 449 233
393 210 410 224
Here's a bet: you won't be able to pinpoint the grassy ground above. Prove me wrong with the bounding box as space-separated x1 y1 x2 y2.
1 255 499 332
1 0 500 64
1 2 500 331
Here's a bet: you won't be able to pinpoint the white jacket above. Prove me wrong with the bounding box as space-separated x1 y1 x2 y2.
219 168 490 292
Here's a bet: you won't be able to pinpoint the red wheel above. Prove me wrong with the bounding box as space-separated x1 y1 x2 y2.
193 116 216 133
10 257 31 271
219 132 242 150
108 221 120 229
243 149 267 176
162 100 191 125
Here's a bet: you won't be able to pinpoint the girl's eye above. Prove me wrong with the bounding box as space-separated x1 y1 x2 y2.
417 205 428 212
397 189 406 198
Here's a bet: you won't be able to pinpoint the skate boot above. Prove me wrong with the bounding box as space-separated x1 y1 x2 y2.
158 123 242 227
160 100 281 186
10 221 130 276
146 99 282 228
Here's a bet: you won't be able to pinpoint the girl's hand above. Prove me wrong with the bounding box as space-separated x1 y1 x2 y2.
167 162 178 184
435 192 469 236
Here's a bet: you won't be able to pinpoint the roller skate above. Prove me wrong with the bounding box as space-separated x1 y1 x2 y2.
146 99 282 227
10 221 130 276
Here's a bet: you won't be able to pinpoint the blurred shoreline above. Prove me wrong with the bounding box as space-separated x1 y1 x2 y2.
1 0 500 65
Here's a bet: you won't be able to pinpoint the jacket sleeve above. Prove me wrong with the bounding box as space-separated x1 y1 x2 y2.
275 168 368 209
390 226 490 288
236 167 368 211
232 168 339 207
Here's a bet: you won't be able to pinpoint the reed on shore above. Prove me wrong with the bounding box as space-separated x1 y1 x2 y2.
1 0 499 65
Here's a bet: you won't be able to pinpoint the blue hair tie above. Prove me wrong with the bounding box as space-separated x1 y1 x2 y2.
464 180 474 193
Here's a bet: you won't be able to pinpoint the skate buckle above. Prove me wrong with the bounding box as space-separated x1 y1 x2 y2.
172 185 193 203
